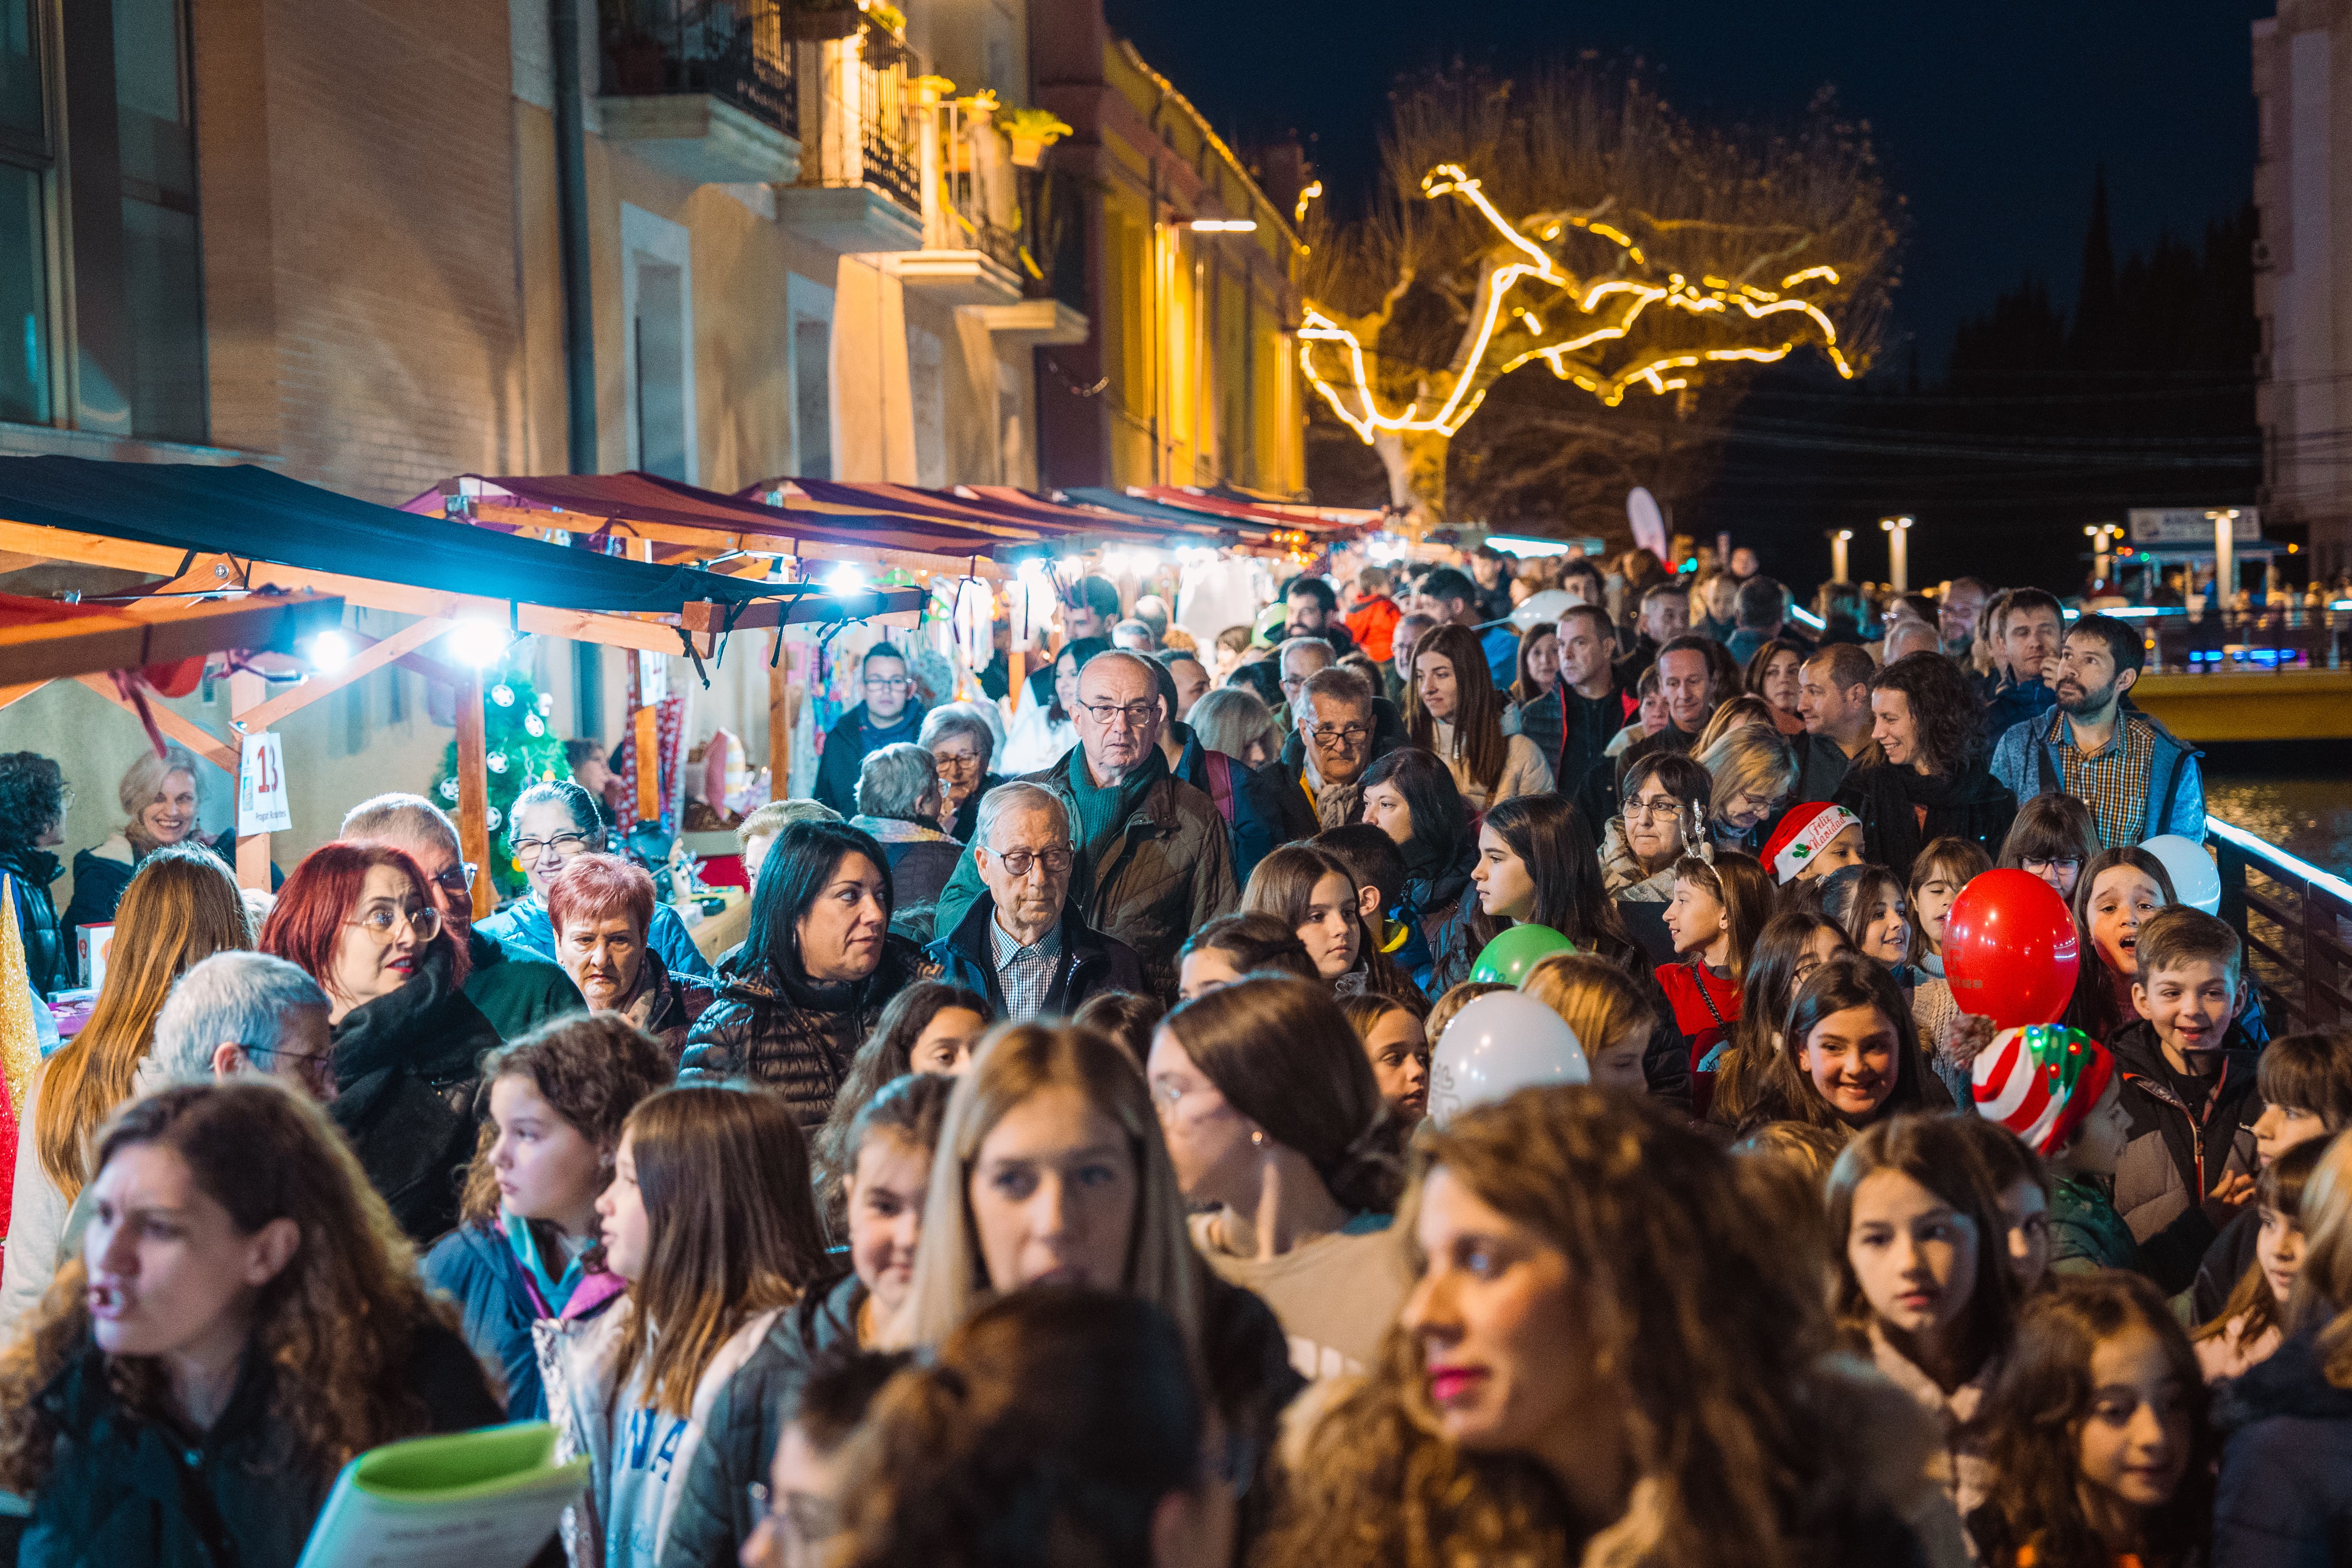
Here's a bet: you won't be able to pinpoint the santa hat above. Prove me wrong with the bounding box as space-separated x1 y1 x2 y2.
1971 1026 2115 1157
1760 802 1861 885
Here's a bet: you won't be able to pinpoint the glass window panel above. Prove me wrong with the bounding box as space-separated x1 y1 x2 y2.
0 161 47 423
0 0 41 146
120 194 203 442
114 0 190 196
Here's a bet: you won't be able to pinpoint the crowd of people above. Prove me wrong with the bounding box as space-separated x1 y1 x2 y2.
0 537 2345 1568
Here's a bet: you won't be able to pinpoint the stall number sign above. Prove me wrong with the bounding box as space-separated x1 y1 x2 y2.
238 731 293 835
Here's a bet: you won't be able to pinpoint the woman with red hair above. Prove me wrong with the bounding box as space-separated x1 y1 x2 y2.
547 853 712 1060
260 842 501 1241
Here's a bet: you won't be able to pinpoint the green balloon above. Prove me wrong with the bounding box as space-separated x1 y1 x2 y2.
1470 924 1577 985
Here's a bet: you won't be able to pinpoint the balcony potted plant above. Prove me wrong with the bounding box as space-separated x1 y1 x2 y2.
780 0 862 42
999 106 1072 169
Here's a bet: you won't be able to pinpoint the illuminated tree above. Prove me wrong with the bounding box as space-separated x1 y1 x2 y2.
1300 65 1901 530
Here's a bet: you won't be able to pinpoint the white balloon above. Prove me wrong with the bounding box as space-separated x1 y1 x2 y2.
1430 992 1589 1126
1509 588 1578 630
2141 833 2222 915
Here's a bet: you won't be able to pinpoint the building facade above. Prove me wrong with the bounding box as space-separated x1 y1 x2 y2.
0 0 1302 905
2254 1 2352 569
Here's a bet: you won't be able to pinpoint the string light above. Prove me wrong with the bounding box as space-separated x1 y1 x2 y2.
1294 179 1323 224
1299 163 1863 441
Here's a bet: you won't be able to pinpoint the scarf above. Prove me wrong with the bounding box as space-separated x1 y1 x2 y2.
849 814 955 847
1854 761 1996 879
331 942 471 1085
1065 744 1166 858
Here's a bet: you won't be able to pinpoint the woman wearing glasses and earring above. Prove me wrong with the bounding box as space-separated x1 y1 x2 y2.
477 780 716 983
260 842 503 1241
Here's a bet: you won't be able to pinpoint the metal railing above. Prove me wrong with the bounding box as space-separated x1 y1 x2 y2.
2047 602 2352 673
857 102 921 214
2210 814 2352 1030
600 0 797 138
930 99 1023 272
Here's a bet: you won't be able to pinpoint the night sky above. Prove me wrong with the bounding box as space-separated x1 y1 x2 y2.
1106 0 2276 375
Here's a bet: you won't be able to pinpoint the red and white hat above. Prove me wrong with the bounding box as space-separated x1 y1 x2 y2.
1759 802 1861 885
1971 1026 2115 1157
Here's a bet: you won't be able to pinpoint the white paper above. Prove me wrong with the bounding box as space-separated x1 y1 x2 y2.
237 731 293 835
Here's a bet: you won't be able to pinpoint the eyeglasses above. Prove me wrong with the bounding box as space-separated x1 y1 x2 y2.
346 903 443 942
511 832 592 862
986 844 1074 877
1306 722 1371 749
864 676 912 691
1627 796 1688 822
746 1483 838 1560
2020 856 2084 875
246 1042 337 1091
428 863 479 896
932 752 984 774
1076 699 1158 729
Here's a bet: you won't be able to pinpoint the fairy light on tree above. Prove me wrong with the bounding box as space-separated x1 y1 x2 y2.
1300 64 1901 531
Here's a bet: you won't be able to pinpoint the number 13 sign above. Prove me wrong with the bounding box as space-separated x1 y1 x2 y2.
238 731 293 835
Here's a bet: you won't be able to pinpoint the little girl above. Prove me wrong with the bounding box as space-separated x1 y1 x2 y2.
2066 848 2176 1043
1519 951 1657 1092
1907 836 1992 1099
423 1016 674 1419
2192 1137 2325 1382
1759 955 1942 1134
1973 1273 2212 1568
1819 863 1917 983
1338 992 1430 1123
1658 851 1770 1072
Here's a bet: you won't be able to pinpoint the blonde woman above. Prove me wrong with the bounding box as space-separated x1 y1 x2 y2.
887 1022 1302 1538
60 743 214 933
1188 686 1282 768
1695 722 1798 857
1404 623 1552 813
0 845 251 1335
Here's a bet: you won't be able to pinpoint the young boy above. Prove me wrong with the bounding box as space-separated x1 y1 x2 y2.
2191 1027 2352 1320
1343 565 1405 667
734 1346 911 1568
2108 907 2262 1271
1974 1025 2134 1275
1759 802 1866 887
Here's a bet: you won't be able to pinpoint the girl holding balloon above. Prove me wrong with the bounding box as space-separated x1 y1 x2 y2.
1905 837 1992 1098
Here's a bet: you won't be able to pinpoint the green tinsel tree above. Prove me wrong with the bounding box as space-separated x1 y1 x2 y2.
430 660 568 898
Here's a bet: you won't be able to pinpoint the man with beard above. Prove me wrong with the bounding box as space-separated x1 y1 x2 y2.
1989 613 2206 848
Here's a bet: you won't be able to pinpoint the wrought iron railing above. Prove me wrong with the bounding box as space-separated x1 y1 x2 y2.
600 0 798 139
2210 814 2352 1029
858 102 921 214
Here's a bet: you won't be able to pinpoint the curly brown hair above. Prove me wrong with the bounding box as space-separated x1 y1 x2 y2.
1869 651 1985 777
0 1082 460 1492
457 1013 675 1230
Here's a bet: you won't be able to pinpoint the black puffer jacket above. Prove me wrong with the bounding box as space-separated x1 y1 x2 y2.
2 844 72 996
329 943 504 1244
17 1319 502 1568
675 935 924 1129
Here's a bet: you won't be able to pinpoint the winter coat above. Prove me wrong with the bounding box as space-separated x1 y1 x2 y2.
1516 683 1635 809
1173 725 1316 892
17 1319 503 1568
657 1275 864 1568
1341 592 1403 663
1599 814 1677 901
1868 1322 2000 1525
921 896 1146 1021
328 944 504 1244
2109 1020 2259 1256
59 830 245 939
1977 671 2058 746
461 928 585 1042
479 896 715 983
847 815 963 944
931 747 1238 1004
2047 1172 2141 1276
676 936 924 1130
1426 718 1553 815
1397 840 1485 1000
422 1218 627 1420
2213 1326 2352 1568
1988 705 2206 846
813 700 928 820
1790 729 1852 805
2 846 72 996
2196 1204 2265 1326
1834 760 2017 887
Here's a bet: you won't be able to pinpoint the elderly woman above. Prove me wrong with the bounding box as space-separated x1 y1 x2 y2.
60 744 221 933
1188 687 1281 768
848 743 963 944
475 779 714 981
545 852 714 1060
920 703 1003 842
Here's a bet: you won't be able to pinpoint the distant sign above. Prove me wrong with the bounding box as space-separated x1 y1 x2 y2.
1627 487 1668 559
2128 507 2259 545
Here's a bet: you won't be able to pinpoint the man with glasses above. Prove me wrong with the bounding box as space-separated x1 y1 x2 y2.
340 793 583 1038
921 783 1144 1020
1282 666 1386 831
933 649 1236 1003
814 644 928 819
151 950 339 1101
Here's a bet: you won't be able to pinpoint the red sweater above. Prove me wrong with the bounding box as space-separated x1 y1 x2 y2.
1656 960 1744 1071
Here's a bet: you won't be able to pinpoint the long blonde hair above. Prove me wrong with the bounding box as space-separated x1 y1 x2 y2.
1520 952 1654 1064
35 845 250 1197
2287 1129 2352 1386
891 1023 1201 1352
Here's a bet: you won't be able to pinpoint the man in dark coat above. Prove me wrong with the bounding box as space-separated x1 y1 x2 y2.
814 644 928 818
1518 605 1634 801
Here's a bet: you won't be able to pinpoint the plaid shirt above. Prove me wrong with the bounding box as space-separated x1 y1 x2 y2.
989 914 1063 1022
2047 708 2154 848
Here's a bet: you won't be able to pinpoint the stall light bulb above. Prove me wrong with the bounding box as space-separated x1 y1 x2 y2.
307 630 353 673
829 564 866 594
447 619 509 667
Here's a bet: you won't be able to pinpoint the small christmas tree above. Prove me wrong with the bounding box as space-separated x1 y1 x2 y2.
430 658 569 900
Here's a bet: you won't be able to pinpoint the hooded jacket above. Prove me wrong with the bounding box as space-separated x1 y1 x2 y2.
814 699 928 820
1397 837 1483 1000
18 1320 502 1568
922 895 1146 1021
675 936 924 1130
1988 704 2206 845
931 746 1238 1003
2107 1017 2259 1253
422 1218 628 1421
2212 1326 2352 1568
329 944 504 1243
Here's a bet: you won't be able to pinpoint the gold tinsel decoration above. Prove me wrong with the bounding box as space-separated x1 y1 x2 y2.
0 875 41 1116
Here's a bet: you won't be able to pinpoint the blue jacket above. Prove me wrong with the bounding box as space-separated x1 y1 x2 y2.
922 894 1146 1020
2213 1327 2352 1568
1987 705 2205 845
423 1219 628 1421
1978 670 2058 744
479 893 716 980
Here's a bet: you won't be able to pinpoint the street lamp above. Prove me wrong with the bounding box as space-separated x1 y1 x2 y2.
2083 523 2123 588
2205 509 2240 619
1829 528 1854 585
1878 515 1914 594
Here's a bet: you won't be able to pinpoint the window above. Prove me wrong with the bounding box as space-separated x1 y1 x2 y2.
793 317 831 478
113 0 204 442
621 203 695 481
0 0 50 424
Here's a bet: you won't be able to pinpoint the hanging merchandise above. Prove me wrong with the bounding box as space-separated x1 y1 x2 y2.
952 578 993 686
614 695 687 837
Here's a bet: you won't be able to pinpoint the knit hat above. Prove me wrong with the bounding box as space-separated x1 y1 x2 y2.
1760 802 1862 885
1971 1025 2116 1157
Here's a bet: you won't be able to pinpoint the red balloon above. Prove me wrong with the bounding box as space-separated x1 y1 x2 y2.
1942 869 2080 1029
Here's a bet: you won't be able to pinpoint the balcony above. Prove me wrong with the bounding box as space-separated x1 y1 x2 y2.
778 50 924 253
599 0 802 187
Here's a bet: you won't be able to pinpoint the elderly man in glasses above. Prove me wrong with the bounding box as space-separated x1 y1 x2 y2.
339 792 583 1039
921 782 1144 1021
814 643 928 819
932 649 1236 1003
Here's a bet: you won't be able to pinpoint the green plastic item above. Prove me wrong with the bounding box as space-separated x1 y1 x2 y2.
295 1421 588 1568
1469 923 1576 986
